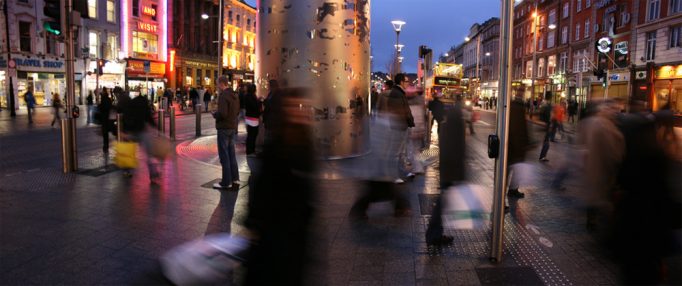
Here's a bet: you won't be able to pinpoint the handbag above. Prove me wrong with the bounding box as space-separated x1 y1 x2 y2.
114 141 138 169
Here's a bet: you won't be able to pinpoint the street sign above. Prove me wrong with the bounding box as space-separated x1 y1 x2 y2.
143 60 151 73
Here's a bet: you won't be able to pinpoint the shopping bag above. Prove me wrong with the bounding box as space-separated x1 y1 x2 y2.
160 233 249 286
150 136 172 159
114 141 138 169
442 184 491 229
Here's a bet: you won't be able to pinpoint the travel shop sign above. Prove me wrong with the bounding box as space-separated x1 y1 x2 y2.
10 56 65 72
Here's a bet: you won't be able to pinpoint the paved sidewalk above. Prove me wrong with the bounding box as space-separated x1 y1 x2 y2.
0 114 627 285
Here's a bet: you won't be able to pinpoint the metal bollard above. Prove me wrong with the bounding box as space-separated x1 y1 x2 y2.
116 113 123 143
162 98 168 113
158 110 165 134
169 107 176 141
195 104 202 137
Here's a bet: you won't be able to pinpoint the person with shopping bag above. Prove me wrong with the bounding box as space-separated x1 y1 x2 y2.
118 94 160 182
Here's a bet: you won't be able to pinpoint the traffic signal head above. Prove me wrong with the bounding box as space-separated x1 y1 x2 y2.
97 59 106 75
43 21 61 36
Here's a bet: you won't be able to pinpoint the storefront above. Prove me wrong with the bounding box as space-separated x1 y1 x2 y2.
126 59 166 97
480 80 498 100
0 55 7 108
11 55 75 107
652 64 682 120
85 61 125 93
590 71 630 101
172 58 218 90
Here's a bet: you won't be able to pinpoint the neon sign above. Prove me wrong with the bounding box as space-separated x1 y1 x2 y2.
138 22 158 33
143 6 156 17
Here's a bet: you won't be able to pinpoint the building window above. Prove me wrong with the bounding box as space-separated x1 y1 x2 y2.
563 3 569 18
671 0 682 14
132 31 158 55
647 0 661 21
89 32 99 58
547 55 556 75
107 0 116 23
151 4 157 21
46 33 58 55
526 60 533 78
88 0 97 19
236 14 240 22
586 0 591 8
585 19 590 38
132 0 140 17
247 18 251 26
577 0 582 12
107 34 118 59
670 25 682 48
645 31 657 61
19 21 31 52
538 58 545 77
562 26 568 44
549 9 556 26
575 23 581 41
228 11 232 20
547 30 555 48
539 37 544 51
559 52 568 72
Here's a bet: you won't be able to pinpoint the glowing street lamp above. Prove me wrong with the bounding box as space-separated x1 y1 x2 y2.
391 20 406 75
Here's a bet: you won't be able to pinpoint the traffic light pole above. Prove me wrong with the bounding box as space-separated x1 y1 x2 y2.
61 0 78 172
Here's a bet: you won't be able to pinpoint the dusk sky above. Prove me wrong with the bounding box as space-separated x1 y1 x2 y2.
245 0 501 73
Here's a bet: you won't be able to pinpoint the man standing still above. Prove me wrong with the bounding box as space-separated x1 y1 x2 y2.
213 75 241 190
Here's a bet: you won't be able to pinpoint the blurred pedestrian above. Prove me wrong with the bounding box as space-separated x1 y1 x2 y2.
428 93 445 133
120 93 158 180
25 89 36 124
155 87 163 105
377 73 414 184
262 79 279 141
567 99 578 123
86 91 94 124
98 92 113 156
507 93 530 198
425 94 466 246
212 75 241 190
370 85 379 117
50 92 62 127
406 91 426 175
189 87 199 111
538 94 553 162
243 84 262 156
244 88 315 285
551 100 566 141
203 87 212 112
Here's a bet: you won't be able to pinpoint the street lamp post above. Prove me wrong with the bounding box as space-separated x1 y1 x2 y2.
391 20 406 76
201 0 225 78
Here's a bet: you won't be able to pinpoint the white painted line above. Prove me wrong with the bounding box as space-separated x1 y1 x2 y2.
477 120 491 126
525 224 541 235
539 237 554 248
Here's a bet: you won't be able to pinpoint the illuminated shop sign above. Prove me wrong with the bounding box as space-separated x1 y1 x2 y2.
434 77 460 86
143 6 156 17
14 58 64 69
655 65 682 80
138 22 158 33
596 37 612 53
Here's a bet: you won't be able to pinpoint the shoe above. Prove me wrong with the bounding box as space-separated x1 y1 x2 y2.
539 157 549 162
233 180 240 184
213 183 232 190
426 235 454 246
394 178 405 184
406 172 416 178
507 189 525 198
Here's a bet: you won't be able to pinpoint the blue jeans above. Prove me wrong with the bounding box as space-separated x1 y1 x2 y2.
217 129 239 186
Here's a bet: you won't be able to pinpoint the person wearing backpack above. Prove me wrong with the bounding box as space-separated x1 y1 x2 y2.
538 94 553 162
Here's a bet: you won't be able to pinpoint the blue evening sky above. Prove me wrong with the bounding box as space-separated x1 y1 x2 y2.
244 0 501 73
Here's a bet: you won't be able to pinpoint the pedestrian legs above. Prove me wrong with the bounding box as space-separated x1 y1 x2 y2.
539 130 551 160
246 125 259 155
227 129 239 182
425 182 454 245
204 100 209 112
217 129 237 186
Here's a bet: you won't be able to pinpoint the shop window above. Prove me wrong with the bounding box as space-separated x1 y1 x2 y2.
647 0 660 22
132 0 140 17
89 31 99 58
19 21 31 52
107 0 116 23
646 31 657 61
670 25 681 48
672 0 682 14
88 0 97 19
132 31 158 55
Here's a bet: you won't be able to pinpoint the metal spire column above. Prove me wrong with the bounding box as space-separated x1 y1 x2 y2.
490 0 514 262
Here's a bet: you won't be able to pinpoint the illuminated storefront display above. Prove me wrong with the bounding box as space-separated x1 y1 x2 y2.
132 31 158 55
653 65 682 116
121 0 168 91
